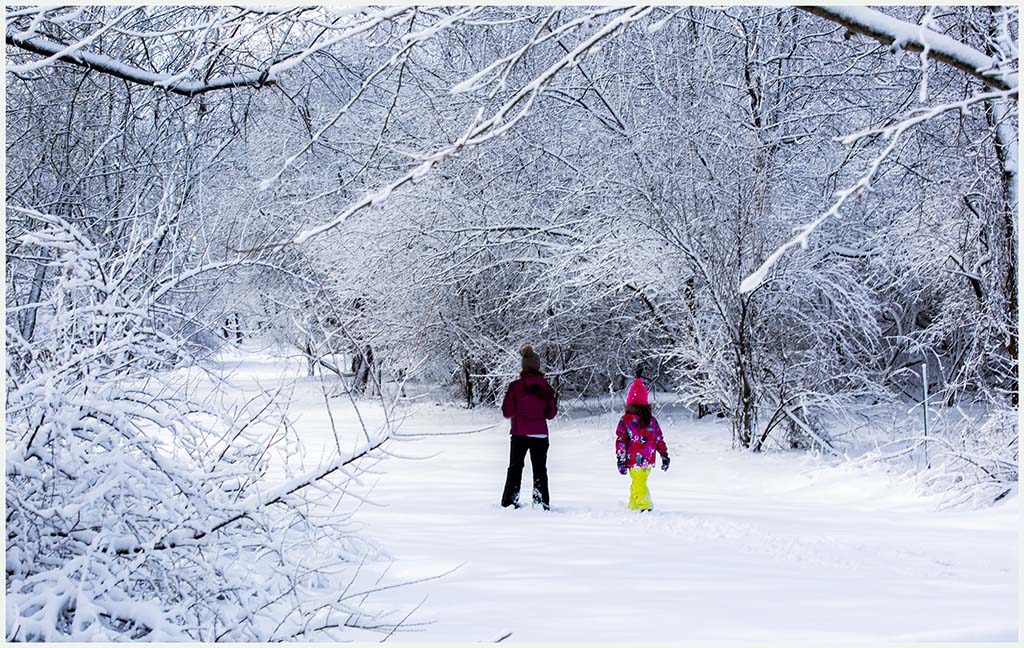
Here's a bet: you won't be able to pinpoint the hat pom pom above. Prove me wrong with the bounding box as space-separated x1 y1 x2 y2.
521 344 534 356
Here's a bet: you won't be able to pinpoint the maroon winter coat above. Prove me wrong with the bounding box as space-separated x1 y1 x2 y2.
501 371 557 436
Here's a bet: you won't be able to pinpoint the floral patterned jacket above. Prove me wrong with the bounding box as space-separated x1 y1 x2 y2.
615 414 668 469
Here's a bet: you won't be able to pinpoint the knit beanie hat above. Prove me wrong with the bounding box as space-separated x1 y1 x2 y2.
625 378 649 406
520 344 541 373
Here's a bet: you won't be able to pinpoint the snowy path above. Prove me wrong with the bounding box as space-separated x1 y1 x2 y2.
208 352 1017 642
351 404 1018 642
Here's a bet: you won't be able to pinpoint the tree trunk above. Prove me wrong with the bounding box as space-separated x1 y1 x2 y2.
734 300 757 449
19 257 48 344
983 11 1019 403
354 345 373 394
463 358 474 408
305 339 315 377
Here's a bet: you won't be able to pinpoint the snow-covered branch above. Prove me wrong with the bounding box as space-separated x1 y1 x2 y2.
739 84 1018 294
6 22 279 97
5 6 413 97
798 6 1018 93
286 6 653 246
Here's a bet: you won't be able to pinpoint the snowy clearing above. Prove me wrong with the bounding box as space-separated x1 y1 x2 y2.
7 6 1018 641
212 351 1018 643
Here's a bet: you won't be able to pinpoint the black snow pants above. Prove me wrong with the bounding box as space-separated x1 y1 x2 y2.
500 435 549 509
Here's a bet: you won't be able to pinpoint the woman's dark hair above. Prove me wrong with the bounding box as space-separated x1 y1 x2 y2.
624 403 652 428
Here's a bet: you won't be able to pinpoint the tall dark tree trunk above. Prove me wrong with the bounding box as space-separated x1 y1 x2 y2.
463 358 474 408
305 339 315 377
352 345 374 394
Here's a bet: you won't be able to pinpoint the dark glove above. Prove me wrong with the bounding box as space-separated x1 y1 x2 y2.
617 458 628 475
661 454 670 472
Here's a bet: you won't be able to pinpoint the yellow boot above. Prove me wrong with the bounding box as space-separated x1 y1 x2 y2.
627 467 653 511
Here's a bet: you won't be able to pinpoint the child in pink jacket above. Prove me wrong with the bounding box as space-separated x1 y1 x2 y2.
615 378 669 511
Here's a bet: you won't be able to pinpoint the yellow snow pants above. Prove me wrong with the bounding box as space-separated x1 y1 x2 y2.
628 467 653 511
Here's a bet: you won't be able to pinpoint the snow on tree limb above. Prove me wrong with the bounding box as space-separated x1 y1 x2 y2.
798 6 1018 93
5 6 412 97
101 438 391 556
5 29 282 97
740 86 1018 294
286 6 653 247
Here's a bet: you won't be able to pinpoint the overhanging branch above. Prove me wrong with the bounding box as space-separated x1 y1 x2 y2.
798 6 1018 93
5 30 278 97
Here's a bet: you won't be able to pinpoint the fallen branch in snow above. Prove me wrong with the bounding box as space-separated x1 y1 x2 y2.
783 407 837 455
797 6 1018 92
392 423 500 438
109 438 391 555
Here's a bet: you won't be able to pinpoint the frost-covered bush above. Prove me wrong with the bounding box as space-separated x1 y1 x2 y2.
5 213 394 641
924 406 1019 509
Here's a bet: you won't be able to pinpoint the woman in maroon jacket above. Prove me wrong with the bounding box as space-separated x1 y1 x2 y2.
500 345 558 510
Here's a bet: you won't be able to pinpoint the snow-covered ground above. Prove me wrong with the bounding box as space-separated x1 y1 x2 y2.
205 349 1019 642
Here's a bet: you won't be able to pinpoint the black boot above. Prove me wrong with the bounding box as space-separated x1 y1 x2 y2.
501 468 522 509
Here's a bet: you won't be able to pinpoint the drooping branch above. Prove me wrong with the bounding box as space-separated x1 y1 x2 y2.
5 6 414 98
5 30 278 97
797 6 1018 93
739 85 1018 294
281 6 653 247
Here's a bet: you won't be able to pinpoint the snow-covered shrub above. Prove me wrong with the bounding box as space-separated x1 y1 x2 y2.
923 406 1018 509
5 212 395 641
